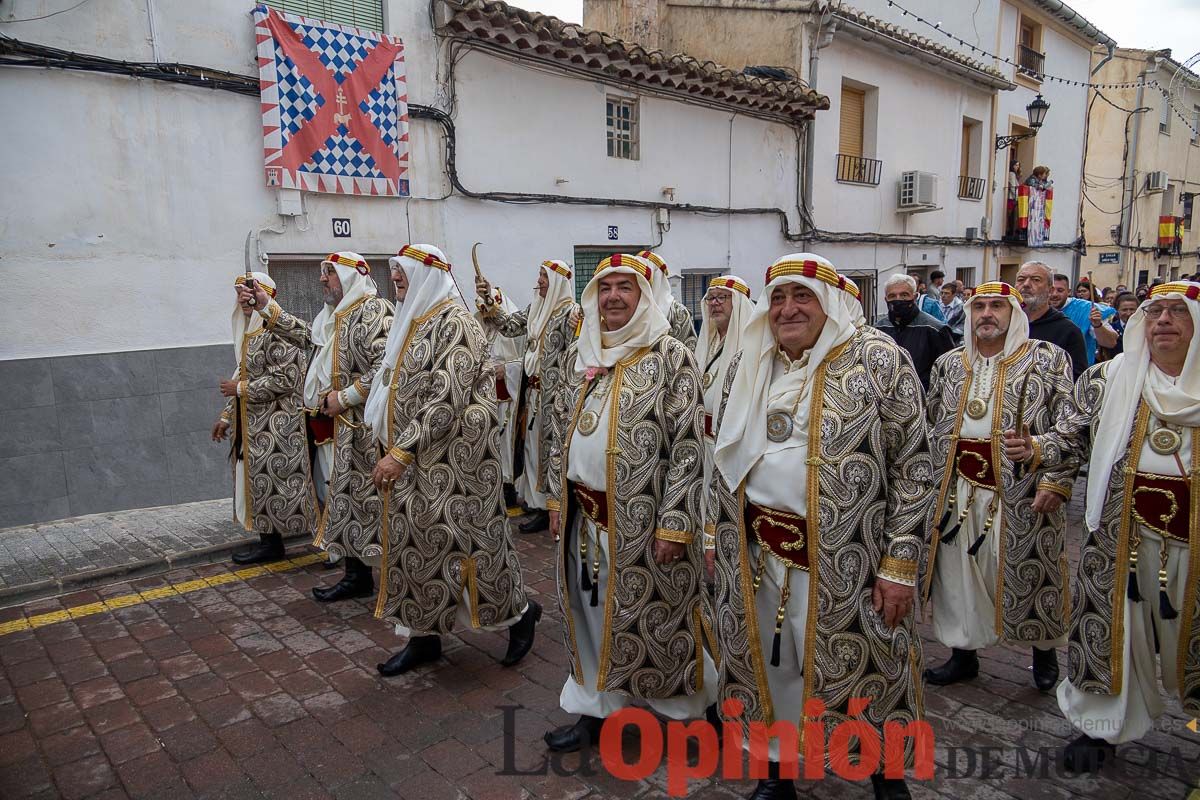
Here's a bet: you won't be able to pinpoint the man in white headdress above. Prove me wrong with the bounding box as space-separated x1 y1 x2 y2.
541 252 716 753
1056 281 1200 771
240 252 392 602
920 282 1078 694
214 272 317 565
476 260 579 533
707 254 930 800
476 285 526 506
696 275 755 498
638 250 699 348
361 245 541 676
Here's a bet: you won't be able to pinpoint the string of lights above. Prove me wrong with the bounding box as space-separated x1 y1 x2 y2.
880 0 1198 135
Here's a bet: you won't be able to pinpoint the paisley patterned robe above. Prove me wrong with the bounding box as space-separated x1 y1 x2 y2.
374 300 527 633
1064 362 1200 713
667 301 698 350
219 327 317 536
921 341 1079 644
486 300 579 492
263 296 392 559
546 336 707 698
707 329 932 762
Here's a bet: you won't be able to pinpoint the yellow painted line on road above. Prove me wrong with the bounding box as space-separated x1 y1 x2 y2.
0 553 325 638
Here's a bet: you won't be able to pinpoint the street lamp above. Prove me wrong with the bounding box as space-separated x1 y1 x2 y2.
996 94 1051 150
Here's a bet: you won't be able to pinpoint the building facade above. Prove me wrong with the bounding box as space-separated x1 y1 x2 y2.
0 0 825 525
1081 49 1200 289
585 0 1114 298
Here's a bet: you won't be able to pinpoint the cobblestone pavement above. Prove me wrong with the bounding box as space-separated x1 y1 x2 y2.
0 490 1198 799
0 501 281 603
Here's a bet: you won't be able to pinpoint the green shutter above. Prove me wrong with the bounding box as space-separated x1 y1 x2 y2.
264 0 384 32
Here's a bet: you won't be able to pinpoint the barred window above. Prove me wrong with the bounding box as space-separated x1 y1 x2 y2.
606 96 639 160
264 255 395 324
571 247 647 303
681 272 721 330
263 0 384 31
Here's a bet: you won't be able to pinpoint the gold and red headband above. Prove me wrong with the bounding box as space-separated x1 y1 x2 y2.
233 275 277 297
1150 282 1200 300
597 253 652 282
396 245 451 272
637 250 669 275
971 281 1024 305
324 252 372 276
541 260 572 280
707 276 751 299
765 259 860 299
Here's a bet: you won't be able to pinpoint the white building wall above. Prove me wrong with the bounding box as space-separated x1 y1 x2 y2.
0 1 803 361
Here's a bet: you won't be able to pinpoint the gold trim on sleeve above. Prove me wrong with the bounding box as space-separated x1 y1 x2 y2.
388 448 415 466
1037 481 1072 500
654 528 693 545
878 555 918 585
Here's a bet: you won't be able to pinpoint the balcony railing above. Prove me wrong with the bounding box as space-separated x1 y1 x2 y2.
958 175 986 200
835 153 882 186
1017 45 1045 80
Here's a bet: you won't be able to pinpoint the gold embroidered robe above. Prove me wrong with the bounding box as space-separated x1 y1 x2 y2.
486 300 579 492
219 327 317 536
263 296 392 558
1064 362 1200 712
374 300 527 633
920 341 1078 644
547 336 707 698
707 330 932 759
667 300 698 350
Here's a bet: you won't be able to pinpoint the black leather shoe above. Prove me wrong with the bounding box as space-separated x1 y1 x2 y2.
503 484 519 510
1063 733 1114 773
518 511 550 533
870 773 912 800
923 648 979 686
1032 646 1059 691
706 703 723 747
377 635 442 676
543 715 604 752
311 558 374 603
501 600 542 667
747 778 795 800
232 534 285 565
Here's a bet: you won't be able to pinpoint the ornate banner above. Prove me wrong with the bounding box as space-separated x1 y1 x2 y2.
253 5 409 196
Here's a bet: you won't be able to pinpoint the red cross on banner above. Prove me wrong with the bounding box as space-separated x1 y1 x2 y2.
253 5 410 197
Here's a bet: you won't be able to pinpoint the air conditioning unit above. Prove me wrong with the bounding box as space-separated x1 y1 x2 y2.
1145 171 1169 193
898 171 939 211
965 226 980 240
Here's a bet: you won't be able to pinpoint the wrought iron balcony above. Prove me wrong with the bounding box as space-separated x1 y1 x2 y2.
1017 45 1045 80
835 154 882 186
958 175 986 200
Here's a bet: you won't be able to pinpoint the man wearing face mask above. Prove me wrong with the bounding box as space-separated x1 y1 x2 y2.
241 252 393 602
921 283 1078 693
873 273 956 390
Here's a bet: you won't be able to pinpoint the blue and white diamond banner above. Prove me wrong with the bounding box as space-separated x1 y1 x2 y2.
253 4 410 197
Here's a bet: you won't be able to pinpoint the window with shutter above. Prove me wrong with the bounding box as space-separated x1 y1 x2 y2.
839 87 865 158
263 0 384 32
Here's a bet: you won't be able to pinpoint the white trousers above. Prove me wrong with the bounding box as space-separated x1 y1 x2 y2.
559 515 717 719
932 481 1064 650
1057 528 1188 744
517 389 548 510
743 541 810 762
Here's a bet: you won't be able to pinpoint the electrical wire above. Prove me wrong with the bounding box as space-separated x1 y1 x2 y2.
0 0 95 23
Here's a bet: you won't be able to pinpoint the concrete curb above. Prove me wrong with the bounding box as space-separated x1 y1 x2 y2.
0 532 316 609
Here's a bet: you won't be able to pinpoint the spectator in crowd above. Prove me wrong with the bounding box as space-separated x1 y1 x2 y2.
1015 261 1088 379
1051 273 1116 367
938 282 966 342
1097 291 1141 358
874 273 957 389
916 277 947 322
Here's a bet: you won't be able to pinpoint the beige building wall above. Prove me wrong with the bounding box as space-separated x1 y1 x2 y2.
1083 48 1200 290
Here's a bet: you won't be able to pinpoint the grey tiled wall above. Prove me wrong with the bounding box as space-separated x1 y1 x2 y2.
0 345 235 528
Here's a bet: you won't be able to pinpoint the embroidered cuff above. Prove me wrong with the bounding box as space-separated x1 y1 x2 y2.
655 528 693 545
236 381 246 398
261 299 282 328
339 379 367 407
545 498 561 512
877 555 918 586
388 448 415 466
1038 481 1072 500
